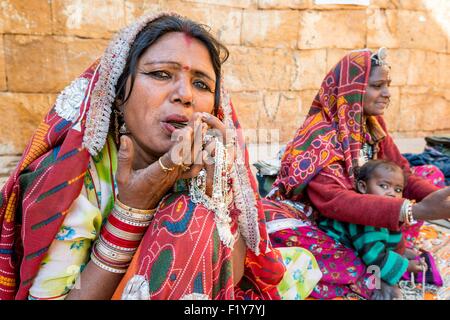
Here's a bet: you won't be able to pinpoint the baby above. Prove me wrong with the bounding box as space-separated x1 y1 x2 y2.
318 159 427 299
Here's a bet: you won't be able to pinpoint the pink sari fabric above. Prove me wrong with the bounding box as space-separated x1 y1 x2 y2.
411 164 446 188
263 199 372 299
264 165 445 299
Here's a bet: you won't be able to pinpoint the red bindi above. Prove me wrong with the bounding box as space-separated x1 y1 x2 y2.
183 33 193 46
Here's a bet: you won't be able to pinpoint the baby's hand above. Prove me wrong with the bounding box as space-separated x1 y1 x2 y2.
404 248 420 260
407 258 428 274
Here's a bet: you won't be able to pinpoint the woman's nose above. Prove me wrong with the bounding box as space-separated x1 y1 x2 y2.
173 78 193 107
382 86 391 98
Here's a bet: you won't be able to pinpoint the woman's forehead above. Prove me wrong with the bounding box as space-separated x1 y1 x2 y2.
369 65 390 80
139 32 214 74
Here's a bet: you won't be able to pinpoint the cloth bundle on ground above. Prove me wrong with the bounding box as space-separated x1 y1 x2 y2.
403 136 450 187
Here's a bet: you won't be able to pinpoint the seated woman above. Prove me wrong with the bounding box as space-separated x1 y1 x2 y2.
266 48 450 300
0 13 285 300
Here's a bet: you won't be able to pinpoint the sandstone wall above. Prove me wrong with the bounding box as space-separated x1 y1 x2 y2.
0 0 449 183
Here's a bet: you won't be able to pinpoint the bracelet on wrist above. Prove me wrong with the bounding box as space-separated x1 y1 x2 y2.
90 198 157 274
400 199 417 226
115 196 157 215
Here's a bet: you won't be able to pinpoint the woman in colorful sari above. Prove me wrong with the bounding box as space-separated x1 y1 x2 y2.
266 49 450 300
0 13 286 300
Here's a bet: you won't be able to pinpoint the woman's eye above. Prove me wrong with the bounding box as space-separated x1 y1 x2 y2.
148 71 171 80
194 80 211 92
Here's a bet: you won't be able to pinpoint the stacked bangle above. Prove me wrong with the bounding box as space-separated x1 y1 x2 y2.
90 197 156 273
400 199 417 226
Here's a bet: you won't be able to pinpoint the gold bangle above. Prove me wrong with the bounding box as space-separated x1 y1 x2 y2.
158 157 175 173
112 207 153 226
115 197 156 215
95 239 134 263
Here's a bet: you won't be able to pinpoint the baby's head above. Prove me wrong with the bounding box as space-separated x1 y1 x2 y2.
355 160 405 199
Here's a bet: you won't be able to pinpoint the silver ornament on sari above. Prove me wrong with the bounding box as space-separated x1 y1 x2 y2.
189 135 234 248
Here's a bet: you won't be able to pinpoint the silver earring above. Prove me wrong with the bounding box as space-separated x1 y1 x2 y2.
119 123 129 134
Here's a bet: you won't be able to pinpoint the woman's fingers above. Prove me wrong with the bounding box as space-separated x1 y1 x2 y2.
168 126 194 167
201 112 232 145
179 150 205 179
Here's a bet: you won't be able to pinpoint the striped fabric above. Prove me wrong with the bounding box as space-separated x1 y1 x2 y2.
318 218 409 285
0 62 98 299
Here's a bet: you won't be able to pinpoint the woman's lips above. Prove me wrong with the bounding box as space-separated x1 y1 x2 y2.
160 121 177 135
160 114 190 136
165 114 189 123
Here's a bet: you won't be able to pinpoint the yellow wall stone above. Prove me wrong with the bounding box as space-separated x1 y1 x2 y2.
257 0 310 10
126 0 243 45
52 0 127 38
0 0 449 162
183 0 252 8
224 45 296 91
0 0 52 34
242 10 300 48
291 49 327 90
0 92 53 152
298 10 367 49
399 86 449 133
5 35 108 93
0 36 6 91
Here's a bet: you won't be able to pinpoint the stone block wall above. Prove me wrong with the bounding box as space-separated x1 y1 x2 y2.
0 0 449 184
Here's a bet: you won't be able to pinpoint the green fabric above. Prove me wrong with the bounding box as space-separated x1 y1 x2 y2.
318 218 409 285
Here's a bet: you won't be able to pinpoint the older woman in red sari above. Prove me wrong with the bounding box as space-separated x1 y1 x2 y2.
266 49 450 299
0 13 284 300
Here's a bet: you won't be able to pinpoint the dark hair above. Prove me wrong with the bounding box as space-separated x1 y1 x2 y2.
355 159 404 184
115 15 229 114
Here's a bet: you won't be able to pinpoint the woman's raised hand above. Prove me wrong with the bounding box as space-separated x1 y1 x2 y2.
413 186 450 221
189 112 236 197
115 111 235 209
115 114 205 210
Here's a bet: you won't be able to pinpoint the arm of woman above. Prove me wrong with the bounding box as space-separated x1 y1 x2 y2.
307 168 450 229
307 173 404 231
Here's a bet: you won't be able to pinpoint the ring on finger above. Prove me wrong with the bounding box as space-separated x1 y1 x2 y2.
159 157 175 173
179 163 191 172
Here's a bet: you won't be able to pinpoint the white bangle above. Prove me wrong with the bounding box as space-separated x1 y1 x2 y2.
400 199 417 226
90 252 127 274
